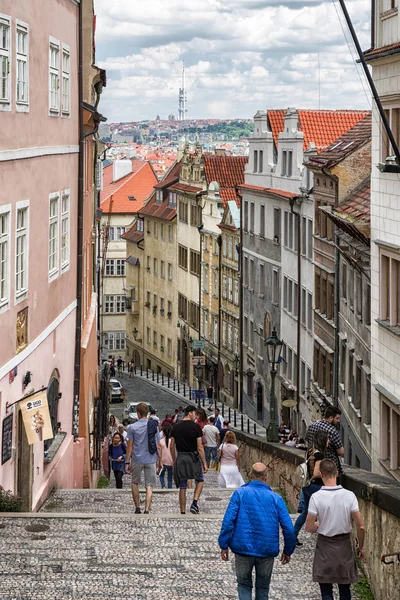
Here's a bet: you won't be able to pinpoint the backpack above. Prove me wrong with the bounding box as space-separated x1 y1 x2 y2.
297 448 318 488
147 420 158 455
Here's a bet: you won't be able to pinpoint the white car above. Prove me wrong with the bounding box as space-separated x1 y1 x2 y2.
110 378 124 403
123 402 157 425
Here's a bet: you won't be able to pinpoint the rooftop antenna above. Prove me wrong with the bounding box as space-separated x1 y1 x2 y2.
318 53 321 109
178 61 187 121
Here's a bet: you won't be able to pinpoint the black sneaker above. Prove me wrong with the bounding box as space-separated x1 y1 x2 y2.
296 538 303 547
143 510 149 514
190 502 199 514
135 507 141 514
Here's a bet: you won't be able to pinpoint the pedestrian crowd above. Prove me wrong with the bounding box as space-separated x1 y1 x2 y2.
105 401 365 600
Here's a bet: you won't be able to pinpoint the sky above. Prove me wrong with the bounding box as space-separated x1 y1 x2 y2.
94 0 372 123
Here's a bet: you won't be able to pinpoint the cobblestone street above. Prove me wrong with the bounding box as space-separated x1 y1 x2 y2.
0 380 363 599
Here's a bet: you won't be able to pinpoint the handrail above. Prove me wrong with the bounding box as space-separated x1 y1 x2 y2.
381 552 400 565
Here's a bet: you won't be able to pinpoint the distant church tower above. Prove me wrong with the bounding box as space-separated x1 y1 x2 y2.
178 62 187 121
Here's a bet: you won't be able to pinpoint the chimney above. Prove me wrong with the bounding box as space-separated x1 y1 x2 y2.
215 148 226 156
113 159 132 182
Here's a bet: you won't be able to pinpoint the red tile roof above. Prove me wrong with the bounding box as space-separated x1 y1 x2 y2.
336 177 370 226
171 182 203 194
323 176 370 244
154 161 182 190
238 184 298 199
139 191 177 221
364 41 400 61
203 155 248 208
307 114 371 168
268 109 370 153
100 160 158 214
121 221 144 243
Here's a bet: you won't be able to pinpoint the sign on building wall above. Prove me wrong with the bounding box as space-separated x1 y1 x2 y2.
1 414 13 464
20 390 52 445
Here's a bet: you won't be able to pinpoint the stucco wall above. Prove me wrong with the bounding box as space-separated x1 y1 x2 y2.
235 430 400 600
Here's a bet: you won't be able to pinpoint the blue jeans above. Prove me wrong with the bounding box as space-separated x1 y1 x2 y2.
159 465 173 489
205 446 218 463
319 583 351 600
235 554 274 600
294 483 321 538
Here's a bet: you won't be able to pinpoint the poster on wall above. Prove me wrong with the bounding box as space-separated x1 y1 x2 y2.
1 414 13 464
20 390 52 445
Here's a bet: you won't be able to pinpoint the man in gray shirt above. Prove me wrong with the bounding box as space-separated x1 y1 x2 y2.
126 402 160 514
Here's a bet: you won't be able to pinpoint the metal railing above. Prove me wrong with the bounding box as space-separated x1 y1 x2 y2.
119 365 268 438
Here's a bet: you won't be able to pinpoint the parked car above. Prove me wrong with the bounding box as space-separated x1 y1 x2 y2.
110 378 125 403
122 402 157 425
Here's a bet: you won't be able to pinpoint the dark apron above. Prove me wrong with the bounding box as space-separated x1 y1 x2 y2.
313 533 358 584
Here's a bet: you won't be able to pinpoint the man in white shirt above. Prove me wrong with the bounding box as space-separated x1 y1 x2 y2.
306 459 365 600
203 416 220 466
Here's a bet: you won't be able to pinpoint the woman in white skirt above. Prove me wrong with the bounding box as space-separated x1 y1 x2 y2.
217 431 245 488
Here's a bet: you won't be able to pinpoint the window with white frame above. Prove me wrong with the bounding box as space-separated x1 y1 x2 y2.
222 274 227 298
104 295 114 313
49 40 60 112
0 207 10 307
272 269 279 305
115 332 125 350
104 295 125 314
234 279 239 304
61 46 70 114
234 327 239 354
213 317 218 345
203 310 209 338
48 195 59 276
0 16 11 107
61 190 69 269
16 23 28 106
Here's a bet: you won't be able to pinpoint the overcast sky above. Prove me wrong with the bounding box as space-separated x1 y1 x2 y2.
94 0 372 123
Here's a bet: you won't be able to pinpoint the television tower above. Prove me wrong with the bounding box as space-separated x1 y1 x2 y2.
178 62 187 121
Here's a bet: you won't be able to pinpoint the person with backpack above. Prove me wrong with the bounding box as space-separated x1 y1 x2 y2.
125 402 160 514
294 429 329 546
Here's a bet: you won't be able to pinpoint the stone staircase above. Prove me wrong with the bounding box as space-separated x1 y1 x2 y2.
0 468 362 599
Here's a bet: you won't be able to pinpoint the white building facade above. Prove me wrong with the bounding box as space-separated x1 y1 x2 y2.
367 3 400 479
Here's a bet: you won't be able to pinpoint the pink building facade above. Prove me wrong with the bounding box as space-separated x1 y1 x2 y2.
0 0 81 510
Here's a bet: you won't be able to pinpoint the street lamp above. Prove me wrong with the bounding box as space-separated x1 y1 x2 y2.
194 360 203 407
265 326 283 443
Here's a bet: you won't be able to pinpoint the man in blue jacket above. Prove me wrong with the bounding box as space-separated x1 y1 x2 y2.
218 462 296 599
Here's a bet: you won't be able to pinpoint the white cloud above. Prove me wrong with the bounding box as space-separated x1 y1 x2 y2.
94 0 372 122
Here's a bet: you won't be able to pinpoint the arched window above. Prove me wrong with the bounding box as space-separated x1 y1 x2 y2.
44 376 59 451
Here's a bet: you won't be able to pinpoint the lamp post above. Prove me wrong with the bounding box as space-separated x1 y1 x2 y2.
265 327 283 443
194 360 203 407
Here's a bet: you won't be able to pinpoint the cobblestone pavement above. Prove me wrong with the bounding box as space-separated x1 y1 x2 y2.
0 380 362 599
0 466 362 600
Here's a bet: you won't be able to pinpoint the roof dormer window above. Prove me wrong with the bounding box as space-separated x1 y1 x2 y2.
155 190 163 204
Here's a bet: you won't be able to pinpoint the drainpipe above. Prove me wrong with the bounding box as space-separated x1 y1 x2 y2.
371 0 375 51
322 166 339 408
198 225 203 342
236 185 243 413
216 234 222 403
73 0 84 440
289 197 302 429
